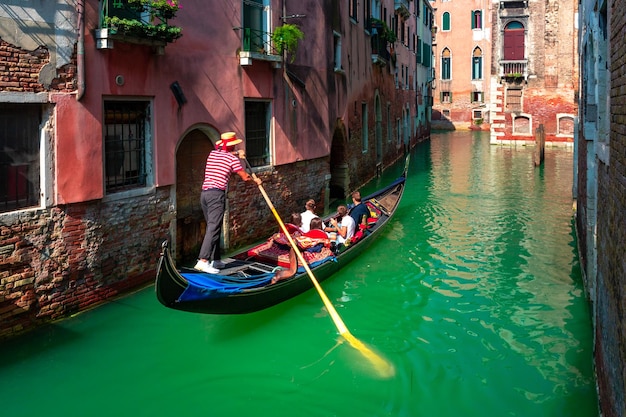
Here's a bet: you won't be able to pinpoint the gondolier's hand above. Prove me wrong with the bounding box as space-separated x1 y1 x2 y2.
253 177 262 185
235 150 246 159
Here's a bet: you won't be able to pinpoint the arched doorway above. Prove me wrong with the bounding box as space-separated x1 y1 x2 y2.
329 119 349 200
175 126 218 263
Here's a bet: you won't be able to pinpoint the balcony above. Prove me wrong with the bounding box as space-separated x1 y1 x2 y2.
96 0 182 53
500 60 528 81
395 0 411 18
238 27 282 67
368 18 395 66
371 33 390 66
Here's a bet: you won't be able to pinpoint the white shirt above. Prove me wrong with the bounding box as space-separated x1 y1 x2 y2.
336 215 356 244
300 210 318 233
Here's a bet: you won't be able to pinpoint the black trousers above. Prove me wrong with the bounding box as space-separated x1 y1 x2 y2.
198 188 225 261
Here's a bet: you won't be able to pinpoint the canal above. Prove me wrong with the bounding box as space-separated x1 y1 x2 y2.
0 131 597 416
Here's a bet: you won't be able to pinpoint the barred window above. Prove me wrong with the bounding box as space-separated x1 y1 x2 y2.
245 100 271 167
0 104 41 213
104 101 151 193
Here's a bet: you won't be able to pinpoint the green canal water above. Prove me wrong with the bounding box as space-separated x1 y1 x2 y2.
0 131 597 417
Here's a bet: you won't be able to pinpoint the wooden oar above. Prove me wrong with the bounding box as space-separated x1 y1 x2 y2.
244 159 394 378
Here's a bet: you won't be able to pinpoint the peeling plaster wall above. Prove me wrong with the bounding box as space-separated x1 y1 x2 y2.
0 0 77 87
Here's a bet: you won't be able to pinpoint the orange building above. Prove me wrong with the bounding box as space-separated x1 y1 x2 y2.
430 0 493 131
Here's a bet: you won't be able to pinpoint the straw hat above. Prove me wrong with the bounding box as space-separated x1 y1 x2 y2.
216 132 243 147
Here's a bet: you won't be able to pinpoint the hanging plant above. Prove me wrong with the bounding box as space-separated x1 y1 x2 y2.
271 24 304 61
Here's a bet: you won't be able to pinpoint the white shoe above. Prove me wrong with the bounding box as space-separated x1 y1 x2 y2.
212 260 226 269
194 260 219 274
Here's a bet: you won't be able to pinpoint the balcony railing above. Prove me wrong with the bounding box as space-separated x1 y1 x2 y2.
96 0 182 52
371 33 390 66
500 60 528 79
395 0 410 18
238 27 281 66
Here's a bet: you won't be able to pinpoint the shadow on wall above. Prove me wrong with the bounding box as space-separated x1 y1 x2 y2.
430 110 456 131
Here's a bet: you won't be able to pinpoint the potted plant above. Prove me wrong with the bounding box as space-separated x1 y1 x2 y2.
271 23 304 61
369 18 396 44
104 16 182 42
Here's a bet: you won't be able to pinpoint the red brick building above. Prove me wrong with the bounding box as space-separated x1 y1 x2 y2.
490 0 578 144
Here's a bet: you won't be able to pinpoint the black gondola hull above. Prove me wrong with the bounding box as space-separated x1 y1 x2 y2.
155 156 408 314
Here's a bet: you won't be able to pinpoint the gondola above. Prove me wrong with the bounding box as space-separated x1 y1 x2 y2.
155 155 409 314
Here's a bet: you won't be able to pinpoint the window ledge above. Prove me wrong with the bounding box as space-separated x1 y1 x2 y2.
103 186 156 203
239 51 282 67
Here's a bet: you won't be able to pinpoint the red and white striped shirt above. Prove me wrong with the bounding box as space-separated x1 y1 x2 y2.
201 150 244 191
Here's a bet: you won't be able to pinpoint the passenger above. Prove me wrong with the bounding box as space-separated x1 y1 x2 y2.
304 217 328 239
300 199 318 233
324 205 355 245
349 191 370 228
285 212 303 234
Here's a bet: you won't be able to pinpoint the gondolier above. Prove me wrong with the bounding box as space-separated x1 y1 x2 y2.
195 132 262 274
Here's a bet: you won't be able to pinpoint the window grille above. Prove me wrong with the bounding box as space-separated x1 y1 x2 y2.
104 101 150 192
0 104 41 213
245 100 271 167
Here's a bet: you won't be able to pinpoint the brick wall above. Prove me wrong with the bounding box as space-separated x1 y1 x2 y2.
594 0 626 413
0 39 76 93
0 187 175 340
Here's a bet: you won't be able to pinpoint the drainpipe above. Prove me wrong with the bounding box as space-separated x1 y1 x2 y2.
76 0 85 100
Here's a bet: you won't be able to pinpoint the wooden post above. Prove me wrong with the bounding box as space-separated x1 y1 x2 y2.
534 124 545 166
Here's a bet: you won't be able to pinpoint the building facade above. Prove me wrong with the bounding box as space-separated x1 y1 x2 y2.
489 0 578 144
577 0 625 415
429 0 578 143
0 0 432 338
430 0 493 131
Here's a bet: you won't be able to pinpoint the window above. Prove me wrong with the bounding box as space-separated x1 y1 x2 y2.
472 47 482 79
350 0 358 21
362 103 368 153
0 104 41 213
387 103 392 143
363 0 371 26
471 92 484 102
242 0 270 53
441 48 451 80
473 110 483 119
506 87 523 111
333 31 342 71
106 0 144 21
441 91 452 103
245 100 271 167
442 12 451 31
416 36 422 63
471 10 482 29
104 101 151 193
504 21 525 60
